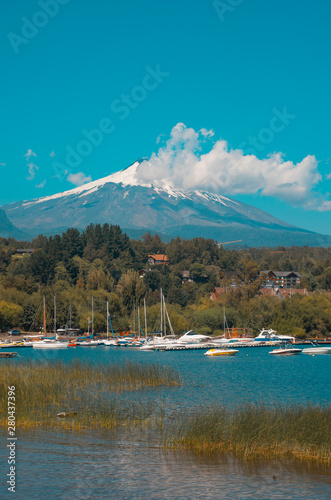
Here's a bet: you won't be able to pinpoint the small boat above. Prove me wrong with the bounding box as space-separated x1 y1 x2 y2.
204 348 238 357
67 342 77 347
33 341 68 349
177 330 211 344
89 340 105 346
302 344 331 354
254 328 295 344
269 344 302 356
103 339 116 346
0 341 32 348
71 340 103 347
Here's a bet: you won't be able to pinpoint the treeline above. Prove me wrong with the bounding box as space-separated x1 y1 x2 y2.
0 225 330 337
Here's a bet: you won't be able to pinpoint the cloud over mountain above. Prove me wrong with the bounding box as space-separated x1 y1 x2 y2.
135 123 329 210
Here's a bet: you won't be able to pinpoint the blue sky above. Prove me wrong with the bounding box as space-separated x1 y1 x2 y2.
1 0 331 234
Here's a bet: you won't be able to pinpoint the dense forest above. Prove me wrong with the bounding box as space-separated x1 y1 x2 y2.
0 224 330 338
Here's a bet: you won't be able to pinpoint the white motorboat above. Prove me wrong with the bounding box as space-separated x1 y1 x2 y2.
89 340 105 346
33 341 68 349
204 348 238 357
115 337 131 346
254 329 295 344
140 336 177 351
103 339 117 346
177 330 211 344
72 340 104 347
269 345 302 355
302 346 331 354
212 338 253 347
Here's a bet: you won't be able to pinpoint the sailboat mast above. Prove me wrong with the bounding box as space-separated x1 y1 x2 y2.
144 297 147 339
160 288 163 336
223 307 225 337
69 302 72 329
138 305 140 340
106 301 109 339
133 300 136 335
163 295 167 337
164 301 174 336
54 296 56 335
43 295 46 336
91 296 94 337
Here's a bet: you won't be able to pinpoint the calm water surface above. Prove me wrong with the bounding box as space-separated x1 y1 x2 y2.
1 346 330 499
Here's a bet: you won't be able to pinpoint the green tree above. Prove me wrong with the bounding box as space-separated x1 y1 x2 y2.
144 270 161 291
0 301 23 330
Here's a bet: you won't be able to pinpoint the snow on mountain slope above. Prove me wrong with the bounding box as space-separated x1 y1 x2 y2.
21 160 238 210
2 160 331 246
22 161 145 208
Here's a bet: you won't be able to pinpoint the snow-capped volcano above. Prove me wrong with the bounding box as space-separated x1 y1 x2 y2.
21 160 236 209
2 161 330 246
22 161 148 208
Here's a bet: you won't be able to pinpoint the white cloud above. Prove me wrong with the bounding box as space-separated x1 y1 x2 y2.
156 134 165 144
200 128 214 138
67 172 92 186
35 179 46 189
316 200 331 212
50 151 56 157
136 123 330 210
26 162 39 180
23 149 37 161
0 163 5 166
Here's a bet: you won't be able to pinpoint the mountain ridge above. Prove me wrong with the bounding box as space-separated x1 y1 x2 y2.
1 161 330 247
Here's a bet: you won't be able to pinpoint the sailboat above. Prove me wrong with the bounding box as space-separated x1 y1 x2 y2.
103 301 116 346
140 290 177 350
212 308 253 347
130 301 147 346
33 296 68 349
85 297 104 346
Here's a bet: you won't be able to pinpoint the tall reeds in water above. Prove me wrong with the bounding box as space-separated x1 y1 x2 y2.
167 404 331 465
0 360 180 431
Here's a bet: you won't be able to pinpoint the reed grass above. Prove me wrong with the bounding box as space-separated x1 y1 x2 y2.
167 404 331 465
1 359 330 465
0 359 180 431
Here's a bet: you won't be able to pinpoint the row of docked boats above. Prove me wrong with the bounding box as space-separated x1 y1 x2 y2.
1 331 330 355
1 295 330 354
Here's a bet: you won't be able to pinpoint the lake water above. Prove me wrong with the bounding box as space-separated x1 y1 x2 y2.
1 345 330 499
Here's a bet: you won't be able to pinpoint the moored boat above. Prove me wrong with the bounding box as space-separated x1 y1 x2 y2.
33 341 68 349
204 348 239 357
302 346 331 354
177 330 211 344
0 341 33 348
255 329 295 344
269 345 302 355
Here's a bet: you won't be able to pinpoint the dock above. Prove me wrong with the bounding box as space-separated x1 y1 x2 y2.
0 352 17 358
154 342 288 351
155 344 215 351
